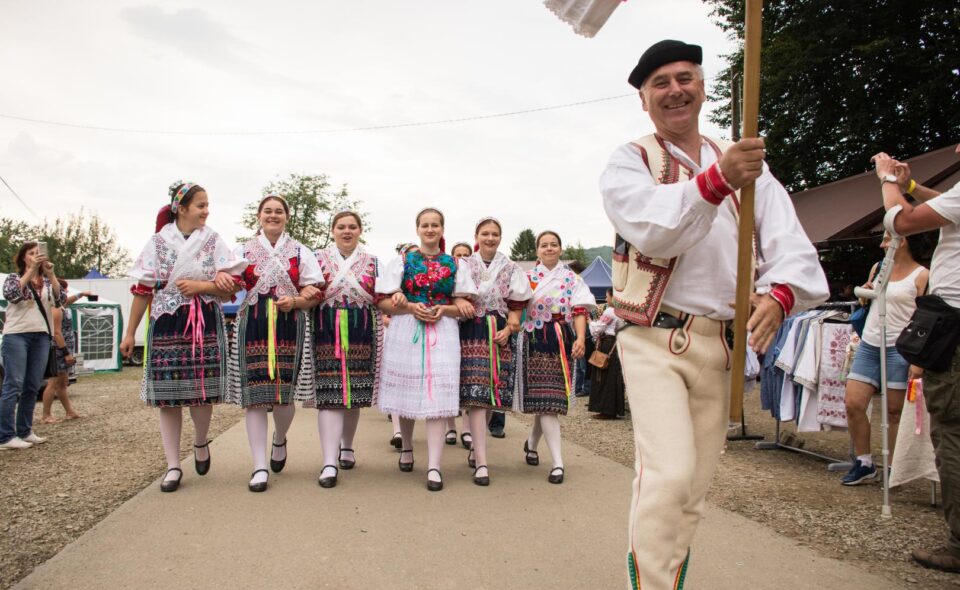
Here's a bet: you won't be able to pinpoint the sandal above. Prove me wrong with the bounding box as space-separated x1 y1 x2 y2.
426 468 443 492
390 432 402 449
467 448 476 469
318 465 339 488
399 449 414 472
270 439 287 473
460 432 473 450
160 468 183 493
249 469 269 493
444 429 457 445
473 465 489 486
548 467 565 484
338 447 356 470
194 441 211 476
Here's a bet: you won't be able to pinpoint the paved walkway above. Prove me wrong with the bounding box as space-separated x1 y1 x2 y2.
16 411 905 589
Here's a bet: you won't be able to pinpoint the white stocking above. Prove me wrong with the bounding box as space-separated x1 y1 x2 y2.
159 407 182 482
539 414 563 469
271 404 295 462
188 405 213 462
469 409 489 477
341 408 361 462
245 408 269 485
527 414 544 451
318 409 343 477
392 413 403 438
425 418 445 482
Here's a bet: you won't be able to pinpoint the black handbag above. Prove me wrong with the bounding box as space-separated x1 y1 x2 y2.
895 295 960 372
27 283 59 379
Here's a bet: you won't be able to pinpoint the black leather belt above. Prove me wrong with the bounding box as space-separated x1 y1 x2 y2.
652 311 687 329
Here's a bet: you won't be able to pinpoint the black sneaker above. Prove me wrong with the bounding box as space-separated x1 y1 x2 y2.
841 460 877 486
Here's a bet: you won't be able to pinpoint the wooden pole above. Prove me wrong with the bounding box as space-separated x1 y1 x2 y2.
730 0 763 422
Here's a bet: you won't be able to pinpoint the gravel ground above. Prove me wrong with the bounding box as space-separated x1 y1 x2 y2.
5 370 960 589
512 392 960 589
0 369 242 590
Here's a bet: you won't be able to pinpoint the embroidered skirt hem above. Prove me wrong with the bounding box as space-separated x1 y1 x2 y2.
459 314 516 411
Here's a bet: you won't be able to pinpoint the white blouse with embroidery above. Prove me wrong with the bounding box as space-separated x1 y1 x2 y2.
522 263 596 332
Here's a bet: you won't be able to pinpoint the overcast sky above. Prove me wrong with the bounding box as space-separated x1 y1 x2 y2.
1 1 734 267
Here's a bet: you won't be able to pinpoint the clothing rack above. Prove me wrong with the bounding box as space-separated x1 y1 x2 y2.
754 302 857 472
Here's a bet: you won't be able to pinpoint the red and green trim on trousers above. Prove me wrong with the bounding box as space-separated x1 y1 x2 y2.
628 550 690 590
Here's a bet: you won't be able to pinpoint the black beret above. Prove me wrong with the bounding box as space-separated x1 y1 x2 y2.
628 40 703 90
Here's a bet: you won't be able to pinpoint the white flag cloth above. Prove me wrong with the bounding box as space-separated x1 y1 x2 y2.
543 0 624 38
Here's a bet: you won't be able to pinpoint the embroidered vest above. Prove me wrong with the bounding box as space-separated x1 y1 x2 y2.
611 134 741 326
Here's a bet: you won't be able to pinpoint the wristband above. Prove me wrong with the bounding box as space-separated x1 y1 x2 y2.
907 179 917 195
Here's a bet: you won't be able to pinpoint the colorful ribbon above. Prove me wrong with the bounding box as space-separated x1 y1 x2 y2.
413 319 438 401
555 322 572 402
182 295 207 401
143 303 151 369
335 309 353 409
487 316 502 407
909 378 924 435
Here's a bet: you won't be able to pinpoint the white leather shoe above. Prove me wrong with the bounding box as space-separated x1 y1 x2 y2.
23 433 46 444
0 437 33 450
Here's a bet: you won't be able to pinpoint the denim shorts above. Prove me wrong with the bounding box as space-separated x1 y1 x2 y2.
848 341 909 390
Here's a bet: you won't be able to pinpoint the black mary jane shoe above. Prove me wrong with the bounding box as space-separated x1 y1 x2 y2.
390 432 402 450
399 449 415 473
318 465 339 488
194 441 211 476
426 468 443 492
548 467 565 484
473 465 490 487
270 439 288 473
444 429 457 446
248 469 269 493
160 468 183 493
460 432 473 450
338 447 356 470
524 440 539 466
467 448 476 469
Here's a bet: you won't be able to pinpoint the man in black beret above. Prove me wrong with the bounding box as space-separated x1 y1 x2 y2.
600 40 828 589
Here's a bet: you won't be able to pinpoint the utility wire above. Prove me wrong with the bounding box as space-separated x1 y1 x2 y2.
0 174 41 221
0 94 635 137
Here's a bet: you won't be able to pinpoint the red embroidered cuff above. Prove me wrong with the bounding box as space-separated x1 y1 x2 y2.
769 284 795 317
694 163 735 206
130 283 153 296
571 306 589 317
507 299 527 311
373 293 390 305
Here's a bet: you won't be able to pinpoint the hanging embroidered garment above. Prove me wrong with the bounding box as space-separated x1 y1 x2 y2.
543 0 626 38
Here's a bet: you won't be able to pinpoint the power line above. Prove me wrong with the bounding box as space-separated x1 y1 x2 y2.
0 93 635 137
0 174 41 221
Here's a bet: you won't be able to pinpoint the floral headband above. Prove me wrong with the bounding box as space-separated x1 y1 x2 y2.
170 182 197 214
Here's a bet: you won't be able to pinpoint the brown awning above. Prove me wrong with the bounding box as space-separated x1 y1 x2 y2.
791 145 960 243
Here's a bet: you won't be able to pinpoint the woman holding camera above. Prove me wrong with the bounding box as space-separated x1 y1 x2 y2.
1 242 61 450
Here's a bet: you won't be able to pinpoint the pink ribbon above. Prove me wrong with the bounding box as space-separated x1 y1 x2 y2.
182 295 206 400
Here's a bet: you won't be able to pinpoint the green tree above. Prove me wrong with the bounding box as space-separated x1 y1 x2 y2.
240 174 368 249
562 241 588 266
705 1 960 192
0 218 34 274
34 210 131 278
509 228 537 261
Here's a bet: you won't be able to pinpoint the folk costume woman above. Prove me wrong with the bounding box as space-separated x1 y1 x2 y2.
312 211 383 489
458 218 532 486
517 231 595 484
228 195 323 493
446 241 475 449
376 208 477 491
121 182 246 493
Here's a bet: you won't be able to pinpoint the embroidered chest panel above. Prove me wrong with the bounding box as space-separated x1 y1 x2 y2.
151 233 220 319
467 257 515 317
523 268 578 331
402 252 457 306
317 249 377 307
241 237 301 307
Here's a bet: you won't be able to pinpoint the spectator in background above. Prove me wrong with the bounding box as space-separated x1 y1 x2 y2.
1 241 61 450
40 280 92 423
875 145 960 572
589 288 626 419
841 233 928 485
567 260 591 396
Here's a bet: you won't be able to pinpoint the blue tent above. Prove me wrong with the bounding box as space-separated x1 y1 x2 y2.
83 267 108 279
580 257 612 302
222 288 246 318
